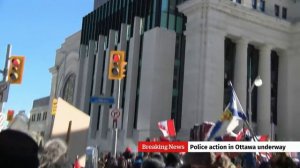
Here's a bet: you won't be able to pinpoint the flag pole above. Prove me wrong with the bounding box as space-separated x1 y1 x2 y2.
227 81 259 142
228 81 262 164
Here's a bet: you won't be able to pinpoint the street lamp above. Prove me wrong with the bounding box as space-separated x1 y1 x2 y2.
248 76 263 129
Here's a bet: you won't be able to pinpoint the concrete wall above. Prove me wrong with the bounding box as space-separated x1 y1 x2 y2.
135 27 176 141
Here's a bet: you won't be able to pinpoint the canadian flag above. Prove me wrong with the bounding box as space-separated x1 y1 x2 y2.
157 119 176 137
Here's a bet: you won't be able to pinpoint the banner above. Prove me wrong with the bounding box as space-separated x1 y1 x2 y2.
138 141 300 153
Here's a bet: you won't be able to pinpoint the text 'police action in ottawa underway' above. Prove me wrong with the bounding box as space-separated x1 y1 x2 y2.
190 144 286 151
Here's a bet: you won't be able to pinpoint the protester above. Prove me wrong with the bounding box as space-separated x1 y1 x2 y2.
182 152 216 168
270 153 297 168
123 147 134 160
213 153 236 168
133 153 143 168
151 152 165 164
165 153 180 168
0 129 39 168
142 158 165 168
39 138 72 168
117 156 128 168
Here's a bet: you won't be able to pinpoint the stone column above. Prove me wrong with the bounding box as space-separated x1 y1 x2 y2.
257 44 272 135
178 2 225 139
123 17 141 139
234 38 248 109
89 36 105 139
136 27 176 140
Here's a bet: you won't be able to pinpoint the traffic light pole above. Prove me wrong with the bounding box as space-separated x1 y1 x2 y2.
112 79 121 158
2 44 11 82
0 44 11 112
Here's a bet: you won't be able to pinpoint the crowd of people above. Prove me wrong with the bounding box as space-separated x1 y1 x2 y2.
97 148 300 168
0 128 300 168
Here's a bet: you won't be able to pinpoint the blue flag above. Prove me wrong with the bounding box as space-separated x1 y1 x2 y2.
225 83 247 121
206 83 247 141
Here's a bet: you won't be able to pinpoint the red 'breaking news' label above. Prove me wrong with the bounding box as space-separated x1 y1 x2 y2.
138 142 188 153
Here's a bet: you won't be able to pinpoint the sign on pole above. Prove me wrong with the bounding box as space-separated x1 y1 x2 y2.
90 96 114 104
110 108 121 120
109 108 122 129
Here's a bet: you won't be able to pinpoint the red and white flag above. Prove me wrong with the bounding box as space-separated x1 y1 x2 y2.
73 155 81 168
157 119 176 137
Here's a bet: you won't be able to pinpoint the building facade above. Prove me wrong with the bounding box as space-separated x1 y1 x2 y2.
49 0 300 152
177 0 300 141
48 32 81 139
75 0 186 152
29 96 50 139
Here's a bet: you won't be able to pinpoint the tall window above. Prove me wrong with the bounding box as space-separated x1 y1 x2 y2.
31 114 35 121
62 74 76 104
259 0 265 12
282 7 287 19
224 38 236 108
247 45 259 122
252 0 257 9
275 4 280 17
37 113 41 121
271 51 279 125
42 112 47 120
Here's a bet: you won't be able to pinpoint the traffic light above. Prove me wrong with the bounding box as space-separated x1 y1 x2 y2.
7 56 25 84
7 110 14 122
108 51 127 80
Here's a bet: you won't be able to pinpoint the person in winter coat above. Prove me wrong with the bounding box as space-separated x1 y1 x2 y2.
39 138 72 168
142 158 165 168
213 153 236 168
182 152 216 168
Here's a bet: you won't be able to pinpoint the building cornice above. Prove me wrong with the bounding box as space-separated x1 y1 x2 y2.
49 66 58 74
215 0 291 33
179 0 292 33
178 0 208 16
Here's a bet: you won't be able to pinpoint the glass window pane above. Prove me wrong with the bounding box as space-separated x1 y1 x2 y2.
169 0 176 13
62 74 76 104
161 0 168 12
168 14 175 30
161 12 168 28
176 17 183 33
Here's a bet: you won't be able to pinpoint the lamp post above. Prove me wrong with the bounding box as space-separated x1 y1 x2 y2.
248 76 263 129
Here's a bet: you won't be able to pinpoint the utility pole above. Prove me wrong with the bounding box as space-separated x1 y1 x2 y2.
0 44 12 112
112 79 121 157
108 50 126 158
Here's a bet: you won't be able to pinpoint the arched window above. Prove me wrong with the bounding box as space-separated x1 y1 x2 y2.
62 74 76 104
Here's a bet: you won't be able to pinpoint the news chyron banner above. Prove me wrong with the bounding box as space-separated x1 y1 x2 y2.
138 141 300 153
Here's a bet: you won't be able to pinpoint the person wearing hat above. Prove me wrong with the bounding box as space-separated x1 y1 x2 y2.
0 129 39 168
